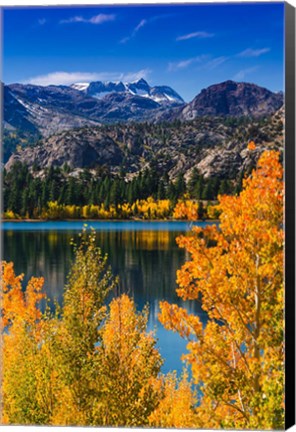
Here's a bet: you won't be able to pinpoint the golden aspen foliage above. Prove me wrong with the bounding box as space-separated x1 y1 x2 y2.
95 294 163 426
159 149 284 429
148 371 199 428
173 197 199 220
1 261 51 424
248 140 256 150
3 210 17 220
38 198 172 220
51 229 118 425
1 230 170 427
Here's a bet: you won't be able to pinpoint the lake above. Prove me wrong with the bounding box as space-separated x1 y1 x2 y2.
3 220 214 374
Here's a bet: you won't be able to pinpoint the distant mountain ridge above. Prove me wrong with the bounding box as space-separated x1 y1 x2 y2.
4 79 185 140
160 80 283 122
71 78 184 105
3 79 284 158
182 80 283 118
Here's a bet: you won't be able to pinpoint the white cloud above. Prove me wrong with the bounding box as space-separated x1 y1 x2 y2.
60 14 115 25
134 19 147 32
176 31 214 41
120 19 147 44
203 56 228 70
120 14 172 44
23 69 151 86
233 66 259 81
238 48 270 58
38 18 46 25
168 54 227 72
150 13 176 22
168 55 209 71
122 69 151 82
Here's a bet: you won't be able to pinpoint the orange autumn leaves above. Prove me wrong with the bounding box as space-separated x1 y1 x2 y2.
159 149 284 429
1 147 284 429
248 140 256 150
2 262 44 328
172 198 199 220
1 235 195 427
98 295 163 426
1 262 49 425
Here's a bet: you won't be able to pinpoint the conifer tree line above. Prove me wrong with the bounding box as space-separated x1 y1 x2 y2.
3 161 239 219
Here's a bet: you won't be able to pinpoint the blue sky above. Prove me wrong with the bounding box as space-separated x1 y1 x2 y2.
3 3 284 101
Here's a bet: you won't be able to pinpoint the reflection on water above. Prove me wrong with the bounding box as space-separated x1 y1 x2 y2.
3 221 210 374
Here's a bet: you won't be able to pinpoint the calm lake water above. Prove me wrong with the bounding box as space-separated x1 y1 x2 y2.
3 220 214 374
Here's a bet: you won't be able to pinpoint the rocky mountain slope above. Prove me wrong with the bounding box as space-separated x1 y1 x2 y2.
6 107 284 181
4 80 283 137
158 80 283 122
4 79 183 138
4 84 102 138
3 85 39 134
3 79 284 165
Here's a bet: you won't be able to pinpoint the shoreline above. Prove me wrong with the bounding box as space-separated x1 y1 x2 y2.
2 218 218 223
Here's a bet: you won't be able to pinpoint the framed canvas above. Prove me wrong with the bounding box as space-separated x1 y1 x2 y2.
0 1 295 430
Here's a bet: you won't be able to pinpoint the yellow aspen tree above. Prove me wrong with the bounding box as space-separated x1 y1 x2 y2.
148 371 199 428
95 294 163 426
173 198 199 220
51 229 118 425
1 262 51 424
159 148 284 429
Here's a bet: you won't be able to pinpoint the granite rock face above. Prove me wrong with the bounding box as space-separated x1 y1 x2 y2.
6 128 123 171
180 81 283 119
158 81 283 122
6 108 284 181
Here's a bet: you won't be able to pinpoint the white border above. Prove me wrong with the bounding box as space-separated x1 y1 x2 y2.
0 0 295 431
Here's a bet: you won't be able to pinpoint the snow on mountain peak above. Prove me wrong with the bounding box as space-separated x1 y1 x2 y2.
71 78 184 106
129 78 149 85
71 82 90 91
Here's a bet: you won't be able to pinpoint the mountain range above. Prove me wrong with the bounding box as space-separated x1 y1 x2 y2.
4 79 283 138
4 79 284 180
4 78 184 140
6 106 284 182
71 78 184 105
160 80 283 121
